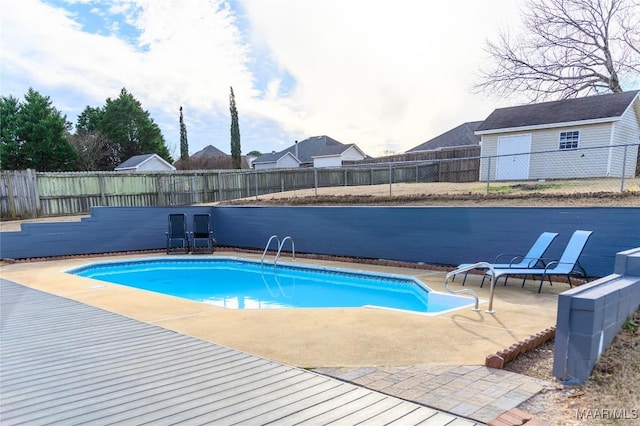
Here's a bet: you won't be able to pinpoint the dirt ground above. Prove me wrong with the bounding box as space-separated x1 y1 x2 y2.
217 179 640 207
503 311 640 426
221 191 640 207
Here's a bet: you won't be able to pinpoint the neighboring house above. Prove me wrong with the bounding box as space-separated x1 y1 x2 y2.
253 135 367 169
312 144 367 168
190 145 229 160
253 151 301 170
114 153 175 172
406 121 482 152
245 154 258 168
476 91 640 180
188 145 253 169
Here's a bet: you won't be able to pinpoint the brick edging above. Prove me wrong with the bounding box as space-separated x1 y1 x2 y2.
485 326 556 369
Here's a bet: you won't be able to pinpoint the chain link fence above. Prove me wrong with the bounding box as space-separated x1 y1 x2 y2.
247 143 639 200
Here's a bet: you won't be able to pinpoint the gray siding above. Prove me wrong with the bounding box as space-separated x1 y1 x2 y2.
479 124 618 180
609 104 640 177
528 124 611 179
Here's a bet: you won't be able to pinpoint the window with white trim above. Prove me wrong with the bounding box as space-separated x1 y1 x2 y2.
559 130 579 150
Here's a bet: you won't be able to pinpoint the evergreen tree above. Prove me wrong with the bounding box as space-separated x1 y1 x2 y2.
100 88 173 165
229 86 241 169
76 106 104 133
179 106 189 161
0 95 23 169
0 89 77 171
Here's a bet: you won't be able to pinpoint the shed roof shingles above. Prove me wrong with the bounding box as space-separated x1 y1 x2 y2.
477 90 640 132
115 153 157 169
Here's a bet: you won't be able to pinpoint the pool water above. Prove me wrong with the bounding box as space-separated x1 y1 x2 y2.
68 258 473 314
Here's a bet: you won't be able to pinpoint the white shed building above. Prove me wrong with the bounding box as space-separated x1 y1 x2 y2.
114 154 175 172
476 91 639 180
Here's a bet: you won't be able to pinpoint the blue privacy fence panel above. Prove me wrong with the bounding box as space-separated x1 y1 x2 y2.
0 206 215 259
1 205 638 277
214 206 639 278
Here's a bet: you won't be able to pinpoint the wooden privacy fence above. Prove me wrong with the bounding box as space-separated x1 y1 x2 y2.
0 169 41 219
0 157 480 219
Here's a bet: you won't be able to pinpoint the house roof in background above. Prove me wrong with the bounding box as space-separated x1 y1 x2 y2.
312 143 365 158
191 145 229 159
406 121 482 153
477 90 640 133
254 135 345 164
253 151 300 164
114 153 174 170
312 143 351 157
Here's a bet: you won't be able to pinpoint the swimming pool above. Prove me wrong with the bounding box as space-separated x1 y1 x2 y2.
68 258 474 314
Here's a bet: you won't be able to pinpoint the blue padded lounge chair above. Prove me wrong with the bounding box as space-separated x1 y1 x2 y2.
191 213 215 254
166 213 189 254
455 231 559 286
488 230 593 293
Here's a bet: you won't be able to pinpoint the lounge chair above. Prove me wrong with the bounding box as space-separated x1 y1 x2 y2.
166 213 189 254
455 231 559 286
191 213 216 253
488 230 593 293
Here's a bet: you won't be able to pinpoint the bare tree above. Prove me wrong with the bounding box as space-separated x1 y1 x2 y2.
475 0 640 101
69 131 113 171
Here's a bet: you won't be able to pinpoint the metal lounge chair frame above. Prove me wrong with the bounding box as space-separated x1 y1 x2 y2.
166 213 190 254
455 231 559 286
487 230 593 293
191 213 216 254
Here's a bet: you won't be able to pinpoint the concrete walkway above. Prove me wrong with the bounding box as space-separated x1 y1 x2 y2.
314 365 554 424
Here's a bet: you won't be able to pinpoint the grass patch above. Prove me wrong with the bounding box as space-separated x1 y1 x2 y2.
488 185 514 193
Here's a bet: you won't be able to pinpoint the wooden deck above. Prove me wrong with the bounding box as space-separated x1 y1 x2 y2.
0 279 480 425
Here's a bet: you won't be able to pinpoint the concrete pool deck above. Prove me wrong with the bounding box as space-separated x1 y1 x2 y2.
0 251 563 368
1 251 563 423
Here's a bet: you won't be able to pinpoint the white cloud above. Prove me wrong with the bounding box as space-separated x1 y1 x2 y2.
1 0 524 157
241 0 522 154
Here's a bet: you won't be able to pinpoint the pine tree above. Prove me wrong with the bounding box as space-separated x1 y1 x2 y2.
1 89 77 171
179 106 189 161
100 88 172 165
229 86 241 169
0 95 23 169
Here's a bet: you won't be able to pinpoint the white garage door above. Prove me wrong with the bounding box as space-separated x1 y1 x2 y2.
496 134 531 180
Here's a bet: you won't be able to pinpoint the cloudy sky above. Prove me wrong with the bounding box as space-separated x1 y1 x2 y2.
2 0 528 158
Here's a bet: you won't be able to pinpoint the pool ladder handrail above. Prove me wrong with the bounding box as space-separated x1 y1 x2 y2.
261 235 281 266
444 262 497 314
261 235 296 269
275 236 296 264
260 235 295 297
